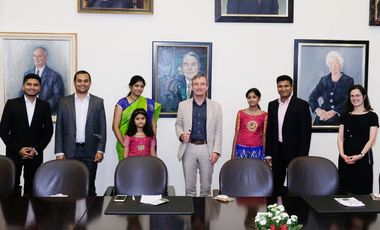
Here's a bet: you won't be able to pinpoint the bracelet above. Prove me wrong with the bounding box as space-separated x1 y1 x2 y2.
360 153 365 158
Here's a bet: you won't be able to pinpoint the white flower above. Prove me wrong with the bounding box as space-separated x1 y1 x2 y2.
278 205 285 212
280 212 289 219
291 215 298 222
260 219 267 225
287 219 292 225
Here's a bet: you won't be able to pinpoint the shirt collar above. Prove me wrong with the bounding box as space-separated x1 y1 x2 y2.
24 95 36 104
75 93 91 99
278 94 292 105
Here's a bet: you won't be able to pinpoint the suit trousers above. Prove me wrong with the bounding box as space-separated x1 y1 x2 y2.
12 157 41 196
272 142 288 196
182 143 213 197
70 145 98 196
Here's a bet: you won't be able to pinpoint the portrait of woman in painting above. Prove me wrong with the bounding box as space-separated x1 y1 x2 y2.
308 51 354 126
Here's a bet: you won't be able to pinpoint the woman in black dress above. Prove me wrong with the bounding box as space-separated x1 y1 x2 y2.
337 85 379 194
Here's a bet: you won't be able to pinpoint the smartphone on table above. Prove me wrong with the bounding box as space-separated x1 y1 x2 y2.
113 195 127 202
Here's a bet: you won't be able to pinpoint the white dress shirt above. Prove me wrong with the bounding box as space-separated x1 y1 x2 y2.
75 93 90 143
35 66 45 76
24 95 36 127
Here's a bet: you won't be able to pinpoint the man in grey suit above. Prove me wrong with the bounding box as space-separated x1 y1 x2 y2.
55 70 106 196
175 74 223 196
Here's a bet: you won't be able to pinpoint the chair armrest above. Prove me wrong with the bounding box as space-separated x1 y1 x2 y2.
104 186 115 196
167 185 175 196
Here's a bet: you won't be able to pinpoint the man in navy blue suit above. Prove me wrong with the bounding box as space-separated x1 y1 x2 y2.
24 47 64 114
227 0 279 14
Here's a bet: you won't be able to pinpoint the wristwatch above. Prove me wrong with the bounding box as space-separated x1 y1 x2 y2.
360 153 365 158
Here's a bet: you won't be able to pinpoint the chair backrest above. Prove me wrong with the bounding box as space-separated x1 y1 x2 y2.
32 159 89 198
287 156 339 196
0 155 16 197
219 158 273 197
115 156 168 195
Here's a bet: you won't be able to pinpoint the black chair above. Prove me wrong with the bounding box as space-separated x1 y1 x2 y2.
32 159 89 198
106 156 169 196
0 155 16 197
217 158 273 197
287 156 339 196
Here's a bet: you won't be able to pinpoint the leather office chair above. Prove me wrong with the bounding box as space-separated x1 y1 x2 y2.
32 159 89 198
287 156 339 196
217 158 273 197
109 156 168 196
0 155 16 197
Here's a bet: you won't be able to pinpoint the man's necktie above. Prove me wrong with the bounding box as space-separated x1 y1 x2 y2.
36 69 40 76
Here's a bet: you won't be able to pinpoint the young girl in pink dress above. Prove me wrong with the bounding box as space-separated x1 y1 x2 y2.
232 88 267 160
123 108 156 157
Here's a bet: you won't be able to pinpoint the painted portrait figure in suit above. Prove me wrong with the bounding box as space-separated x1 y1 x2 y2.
24 47 64 114
308 51 354 126
161 52 201 112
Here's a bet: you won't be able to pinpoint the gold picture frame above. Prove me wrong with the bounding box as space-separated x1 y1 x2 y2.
78 0 153 14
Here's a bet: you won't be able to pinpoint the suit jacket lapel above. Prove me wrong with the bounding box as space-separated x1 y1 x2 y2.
19 97 30 128
29 99 40 128
283 96 295 125
188 99 193 131
69 94 77 129
206 98 211 131
86 95 94 127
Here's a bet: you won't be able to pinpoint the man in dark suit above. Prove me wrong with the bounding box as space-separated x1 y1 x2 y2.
0 74 53 196
55 70 106 196
265 75 312 196
24 47 64 114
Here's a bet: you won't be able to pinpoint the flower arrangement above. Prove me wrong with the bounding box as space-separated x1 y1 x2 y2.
254 203 302 230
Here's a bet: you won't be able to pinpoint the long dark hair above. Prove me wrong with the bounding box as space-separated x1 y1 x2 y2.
126 108 154 137
127 75 145 96
346 84 373 112
245 88 261 110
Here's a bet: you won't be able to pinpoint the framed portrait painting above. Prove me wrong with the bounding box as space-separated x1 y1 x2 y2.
369 0 380 25
215 0 293 23
152 41 213 117
0 32 77 118
78 0 153 14
293 39 369 132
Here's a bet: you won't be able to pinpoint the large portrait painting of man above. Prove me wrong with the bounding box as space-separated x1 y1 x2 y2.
152 41 213 117
0 32 77 117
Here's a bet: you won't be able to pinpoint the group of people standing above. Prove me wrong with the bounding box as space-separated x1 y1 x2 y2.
0 69 378 197
231 75 378 195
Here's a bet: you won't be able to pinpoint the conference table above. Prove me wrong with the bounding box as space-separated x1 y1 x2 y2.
1 195 380 229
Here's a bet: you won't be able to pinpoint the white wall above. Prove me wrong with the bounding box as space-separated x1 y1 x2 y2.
0 0 380 195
